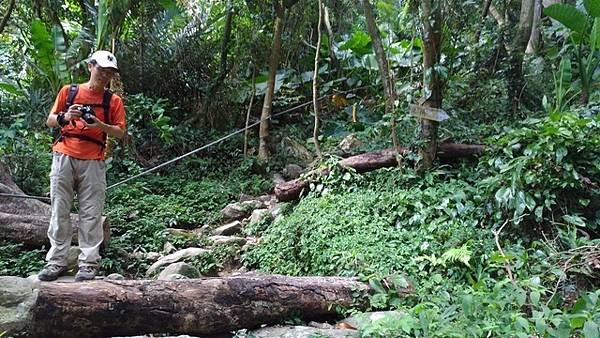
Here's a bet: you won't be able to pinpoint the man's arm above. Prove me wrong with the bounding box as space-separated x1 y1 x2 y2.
46 105 82 128
85 115 125 139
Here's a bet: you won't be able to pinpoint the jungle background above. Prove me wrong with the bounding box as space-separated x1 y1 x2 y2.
0 0 599 336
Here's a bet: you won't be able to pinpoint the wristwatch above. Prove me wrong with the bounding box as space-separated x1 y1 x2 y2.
57 112 68 127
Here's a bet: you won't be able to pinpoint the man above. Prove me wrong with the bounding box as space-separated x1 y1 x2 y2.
38 50 126 282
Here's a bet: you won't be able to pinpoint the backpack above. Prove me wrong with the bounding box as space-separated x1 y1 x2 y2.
55 84 113 149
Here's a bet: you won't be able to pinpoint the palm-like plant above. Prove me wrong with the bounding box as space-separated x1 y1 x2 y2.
544 0 600 104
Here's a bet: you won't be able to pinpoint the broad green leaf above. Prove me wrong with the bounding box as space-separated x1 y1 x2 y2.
544 4 587 34
571 315 587 328
96 0 110 49
495 187 511 204
592 18 600 50
30 19 54 71
583 320 599 338
0 83 24 96
516 316 530 331
530 291 540 306
562 214 587 227
584 0 600 17
559 56 572 90
339 31 372 56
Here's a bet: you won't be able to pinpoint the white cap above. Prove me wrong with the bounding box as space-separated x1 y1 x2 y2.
89 50 118 70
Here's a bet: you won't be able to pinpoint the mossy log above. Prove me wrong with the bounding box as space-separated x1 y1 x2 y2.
0 274 384 338
275 143 485 201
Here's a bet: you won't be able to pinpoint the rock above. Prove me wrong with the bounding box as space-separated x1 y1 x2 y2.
164 228 193 236
0 276 39 334
221 200 266 222
338 311 404 330
270 203 286 219
213 220 243 236
282 136 314 164
283 164 303 179
146 252 162 261
163 241 176 254
272 172 286 185
308 321 335 329
251 325 358 338
157 262 200 280
209 235 247 246
146 247 209 277
67 246 80 272
105 273 125 280
125 211 139 221
241 237 260 252
339 133 362 153
249 209 271 224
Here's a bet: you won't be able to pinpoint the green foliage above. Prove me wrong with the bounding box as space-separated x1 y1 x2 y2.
544 2 600 103
479 112 599 225
29 19 71 94
243 167 488 277
0 241 46 277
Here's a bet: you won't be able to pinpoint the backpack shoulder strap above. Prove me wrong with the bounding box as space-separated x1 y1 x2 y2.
64 84 79 112
102 90 113 125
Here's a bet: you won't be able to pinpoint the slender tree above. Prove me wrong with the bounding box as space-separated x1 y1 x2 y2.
258 0 299 160
359 0 400 154
313 0 323 157
244 65 257 157
419 0 443 170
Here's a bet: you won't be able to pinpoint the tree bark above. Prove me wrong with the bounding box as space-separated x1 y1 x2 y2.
526 0 542 54
274 143 486 201
259 1 286 160
0 212 110 248
360 0 400 153
0 163 110 247
323 5 340 75
313 0 323 157
1 274 383 338
506 0 535 111
0 0 16 34
419 0 443 170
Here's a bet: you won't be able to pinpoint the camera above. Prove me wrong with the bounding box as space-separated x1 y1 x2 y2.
79 105 96 124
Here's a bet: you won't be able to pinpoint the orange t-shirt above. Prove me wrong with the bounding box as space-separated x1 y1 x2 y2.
50 84 126 160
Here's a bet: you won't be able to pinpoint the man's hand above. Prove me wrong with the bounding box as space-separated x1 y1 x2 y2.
65 104 83 122
81 114 104 129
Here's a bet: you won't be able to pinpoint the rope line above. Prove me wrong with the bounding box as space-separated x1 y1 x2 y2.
1 86 369 201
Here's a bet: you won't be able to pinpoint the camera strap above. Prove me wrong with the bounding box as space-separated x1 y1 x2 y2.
57 84 113 149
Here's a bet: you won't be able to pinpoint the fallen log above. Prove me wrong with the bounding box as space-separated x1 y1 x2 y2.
0 212 110 247
0 274 391 338
0 163 110 247
275 143 485 201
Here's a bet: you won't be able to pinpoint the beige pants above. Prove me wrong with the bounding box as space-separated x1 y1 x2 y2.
46 152 106 268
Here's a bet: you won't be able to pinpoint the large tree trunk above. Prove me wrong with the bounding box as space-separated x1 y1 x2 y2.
360 0 400 153
258 1 286 160
275 143 485 201
0 274 386 338
419 0 443 170
0 163 110 247
526 0 542 54
507 0 535 111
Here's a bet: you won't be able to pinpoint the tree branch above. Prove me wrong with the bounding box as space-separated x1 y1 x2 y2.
0 0 17 35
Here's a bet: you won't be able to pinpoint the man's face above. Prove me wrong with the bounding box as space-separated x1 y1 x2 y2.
89 63 117 83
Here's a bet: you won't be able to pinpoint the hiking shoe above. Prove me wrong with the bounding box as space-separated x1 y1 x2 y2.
75 265 98 282
38 264 67 281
